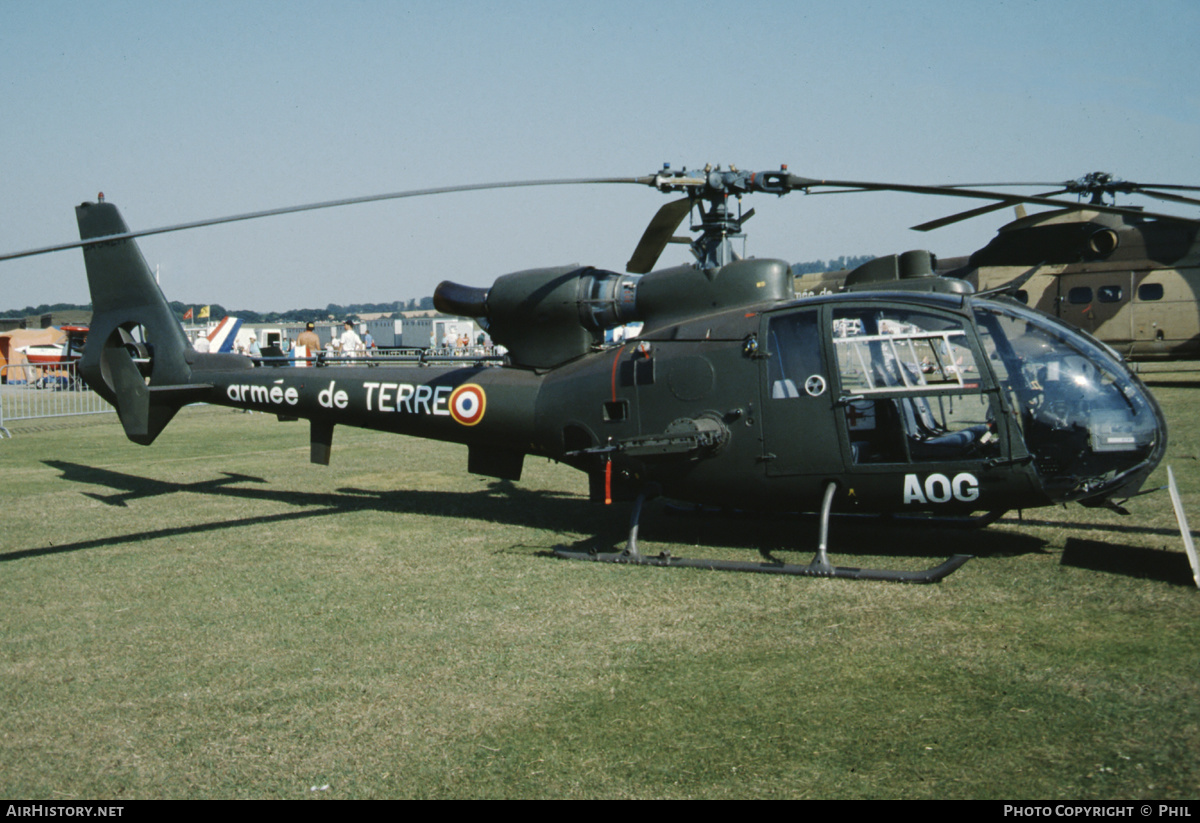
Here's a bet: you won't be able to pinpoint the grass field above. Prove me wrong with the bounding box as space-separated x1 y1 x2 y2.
2 374 1198 799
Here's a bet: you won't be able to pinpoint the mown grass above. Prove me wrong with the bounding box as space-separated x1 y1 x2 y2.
1 376 1198 799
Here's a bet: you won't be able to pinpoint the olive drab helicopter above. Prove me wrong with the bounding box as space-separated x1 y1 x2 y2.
2 165 1195 584
798 172 1200 362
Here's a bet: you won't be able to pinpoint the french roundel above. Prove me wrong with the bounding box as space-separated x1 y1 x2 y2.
449 383 486 426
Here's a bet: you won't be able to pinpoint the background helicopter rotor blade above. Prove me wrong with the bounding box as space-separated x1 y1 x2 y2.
1133 188 1200 208
908 174 1200 229
626 197 693 274
786 174 1200 228
1056 173 1200 207
911 199 1021 232
1129 183 1200 191
911 189 1069 232
0 176 656 263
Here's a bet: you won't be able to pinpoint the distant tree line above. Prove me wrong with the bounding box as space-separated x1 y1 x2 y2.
0 301 90 320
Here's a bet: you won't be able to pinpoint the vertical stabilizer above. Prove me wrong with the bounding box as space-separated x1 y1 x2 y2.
76 199 194 444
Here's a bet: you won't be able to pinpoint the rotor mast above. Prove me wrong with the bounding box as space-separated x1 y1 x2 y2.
647 163 791 270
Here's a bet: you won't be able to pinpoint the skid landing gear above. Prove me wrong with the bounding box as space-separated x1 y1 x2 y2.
553 482 973 583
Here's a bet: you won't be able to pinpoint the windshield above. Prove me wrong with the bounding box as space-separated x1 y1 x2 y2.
972 300 1164 502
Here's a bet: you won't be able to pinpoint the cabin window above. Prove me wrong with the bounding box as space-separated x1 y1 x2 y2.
832 309 978 395
1067 287 1092 304
831 308 996 464
1098 285 1122 303
1137 283 1164 301
766 310 822 400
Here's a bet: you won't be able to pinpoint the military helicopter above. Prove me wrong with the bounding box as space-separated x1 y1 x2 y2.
1 166 1192 583
798 172 1200 362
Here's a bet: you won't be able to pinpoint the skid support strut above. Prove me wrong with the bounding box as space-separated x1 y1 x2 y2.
554 482 972 582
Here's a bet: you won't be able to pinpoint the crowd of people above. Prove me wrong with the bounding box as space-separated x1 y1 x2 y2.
437 331 491 356
190 320 496 365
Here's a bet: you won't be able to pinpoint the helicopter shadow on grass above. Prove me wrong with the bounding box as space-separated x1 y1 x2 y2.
972 512 1196 586
0 460 1075 574
989 512 1189 540
1060 538 1197 587
551 502 1195 586
625 510 1193 585
5 459 599 563
546 500 1050 565
1140 378 1200 390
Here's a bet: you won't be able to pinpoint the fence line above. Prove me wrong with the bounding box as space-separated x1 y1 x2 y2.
0 362 114 438
257 349 505 367
0 351 504 437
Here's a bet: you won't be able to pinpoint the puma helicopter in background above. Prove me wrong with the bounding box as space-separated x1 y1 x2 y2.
799 172 1200 362
1 166 1189 582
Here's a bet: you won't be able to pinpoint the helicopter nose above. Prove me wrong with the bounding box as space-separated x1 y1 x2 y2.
1075 379 1167 507
1018 347 1166 506
974 299 1166 507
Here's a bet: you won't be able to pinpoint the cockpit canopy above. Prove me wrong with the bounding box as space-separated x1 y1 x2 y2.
768 294 1164 506
971 299 1163 502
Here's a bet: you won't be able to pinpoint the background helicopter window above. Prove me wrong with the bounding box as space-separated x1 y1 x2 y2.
1014 290 1029 305
1067 287 1093 304
1137 283 1164 301
831 308 995 464
1098 285 1123 303
766 310 822 399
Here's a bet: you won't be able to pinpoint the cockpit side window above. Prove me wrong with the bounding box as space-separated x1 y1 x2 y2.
833 311 977 393
832 307 999 464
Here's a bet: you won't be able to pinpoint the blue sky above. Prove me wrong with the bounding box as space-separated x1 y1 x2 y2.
2 0 1198 311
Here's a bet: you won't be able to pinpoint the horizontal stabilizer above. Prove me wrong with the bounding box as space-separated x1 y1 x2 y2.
148 384 215 403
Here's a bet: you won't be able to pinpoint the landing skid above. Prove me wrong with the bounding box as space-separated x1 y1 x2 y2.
664 501 1008 530
554 482 974 583
884 509 1009 529
552 546 973 582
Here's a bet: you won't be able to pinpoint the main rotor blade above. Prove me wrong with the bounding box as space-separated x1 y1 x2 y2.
0 176 655 263
626 197 693 274
800 181 1063 195
936 181 1065 189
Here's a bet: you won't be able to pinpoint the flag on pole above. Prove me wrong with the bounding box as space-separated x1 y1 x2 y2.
183 307 193 320
198 306 210 319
